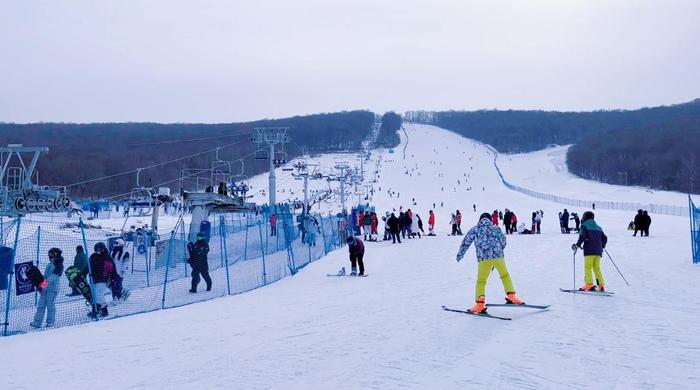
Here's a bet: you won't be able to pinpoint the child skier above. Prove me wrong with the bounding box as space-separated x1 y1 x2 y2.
30 248 64 328
456 213 525 313
572 211 608 291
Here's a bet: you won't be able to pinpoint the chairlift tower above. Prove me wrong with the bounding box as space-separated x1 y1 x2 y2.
252 127 291 209
292 161 321 215
332 162 351 214
0 144 70 216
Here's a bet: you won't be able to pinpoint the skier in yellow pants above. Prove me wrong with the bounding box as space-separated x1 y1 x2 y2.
572 211 608 291
456 213 525 313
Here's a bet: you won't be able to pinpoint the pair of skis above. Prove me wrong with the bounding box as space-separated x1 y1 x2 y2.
442 303 550 321
559 288 613 297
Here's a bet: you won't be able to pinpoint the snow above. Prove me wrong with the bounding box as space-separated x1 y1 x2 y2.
498 145 689 208
2 124 699 389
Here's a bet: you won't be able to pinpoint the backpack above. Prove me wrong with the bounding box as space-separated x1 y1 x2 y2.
103 259 115 280
26 264 45 288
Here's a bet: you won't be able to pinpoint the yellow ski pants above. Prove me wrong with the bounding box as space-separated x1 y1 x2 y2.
475 257 515 300
584 255 605 286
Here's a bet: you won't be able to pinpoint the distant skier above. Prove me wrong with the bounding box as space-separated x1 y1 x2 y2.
450 213 457 235
363 212 373 241
428 210 436 236
572 211 608 292
510 212 518 233
571 212 580 232
633 210 644 237
187 232 212 293
270 213 277 236
456 213 525 314
561 209 570 233
491 210 499 226
455 210 463 235
387 213 401 243
346 236 365 276
535 210 543 234
89 242 112 317
642 210 651 236
503 209 513 234
111 236 125 261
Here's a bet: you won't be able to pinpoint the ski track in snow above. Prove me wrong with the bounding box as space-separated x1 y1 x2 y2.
2 124 700 389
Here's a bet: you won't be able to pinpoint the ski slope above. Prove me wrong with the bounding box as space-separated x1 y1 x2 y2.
2 124 699 389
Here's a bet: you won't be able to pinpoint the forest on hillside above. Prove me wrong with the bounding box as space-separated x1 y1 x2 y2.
0 111 401 199
406 99 700 153
567 117 700 194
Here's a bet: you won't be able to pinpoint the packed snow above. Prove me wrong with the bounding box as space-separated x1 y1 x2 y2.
2 124 699 389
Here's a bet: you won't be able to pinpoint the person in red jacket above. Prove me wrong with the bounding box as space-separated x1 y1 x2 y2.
358 211 365 236
370 212 378 236
491 210 499 225
269 213 277 236
455 210 463 235
511 213 518 233
428 210 436 236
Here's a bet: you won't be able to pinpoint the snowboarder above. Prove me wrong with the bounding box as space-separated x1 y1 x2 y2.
456 213 525 314
572 211 608 291
89 242 112 317
346 236 365 276
67 245 88 297
187 232 212 293
30 248 63 328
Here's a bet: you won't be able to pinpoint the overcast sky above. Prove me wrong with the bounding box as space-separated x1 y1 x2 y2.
1 0 699 123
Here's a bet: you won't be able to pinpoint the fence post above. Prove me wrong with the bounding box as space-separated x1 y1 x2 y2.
319 216 328 255
285 217 297 275
145 233 151 287
221 216 231 295
244 217 249 260
161 228 176 309
258 221 267 285
79 218 99 320
34 225 41 306
2 218 22 336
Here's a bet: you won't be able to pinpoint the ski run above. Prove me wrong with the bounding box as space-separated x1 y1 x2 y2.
2 123 699 389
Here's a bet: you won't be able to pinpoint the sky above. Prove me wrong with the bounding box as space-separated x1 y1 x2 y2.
1 0 699 123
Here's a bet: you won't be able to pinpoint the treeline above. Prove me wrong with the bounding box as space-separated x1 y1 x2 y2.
406 99 700 153
567 117 700 193
0 111 401 199
377 112 402 148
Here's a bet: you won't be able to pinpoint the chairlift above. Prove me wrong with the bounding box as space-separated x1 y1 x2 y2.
255 149 268 160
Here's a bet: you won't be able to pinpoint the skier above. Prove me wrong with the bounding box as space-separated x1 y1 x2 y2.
473 204 476 212
572 211 608 291
503 209 513 234
411 213 421 238
363 211 373 241
387 213 401 243
346 236 365 276
382 212 391 241
370 212 379 239
67 245 88 297
30 248 63 328
450 213 457 235
187 232 212 293
456 213 525 314
561 209 570 233
428 210 436 236
535 210 543 234
89 242 112 317
510 212 518 233
491 210 499 225
455 210 463 235
571 212 581 232
270 213 277 236
416 214 425 235
642 210 651 236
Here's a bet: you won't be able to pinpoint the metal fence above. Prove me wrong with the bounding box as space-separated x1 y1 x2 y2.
0 211 348 336
690 196 700 264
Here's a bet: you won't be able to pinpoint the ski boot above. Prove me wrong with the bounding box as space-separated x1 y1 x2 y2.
505 292 525 305
579 283 596 291
206 283 212 292
350 266 357 276
469 296 486 314
189 288 197 293
597 285 605 292
100 305 109 317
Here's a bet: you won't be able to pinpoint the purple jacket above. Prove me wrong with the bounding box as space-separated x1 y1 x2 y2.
348 238 365 258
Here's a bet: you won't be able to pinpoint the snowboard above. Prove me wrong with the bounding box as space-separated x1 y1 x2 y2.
65 266 93 306
326 273 368 277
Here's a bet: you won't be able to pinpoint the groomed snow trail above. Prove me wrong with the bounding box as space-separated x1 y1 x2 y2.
2 124 699 389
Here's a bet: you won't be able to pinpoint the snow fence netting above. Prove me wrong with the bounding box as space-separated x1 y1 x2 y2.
0 212 347 336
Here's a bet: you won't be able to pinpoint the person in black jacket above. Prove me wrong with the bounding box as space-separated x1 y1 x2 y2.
633 209 644 237
346 236 365 276
387 213 401 243
572 211 608 291
188 232 212 293
89 242 113 317
642 210 651 237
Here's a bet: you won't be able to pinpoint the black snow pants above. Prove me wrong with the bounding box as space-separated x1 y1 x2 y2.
191 263 212 291
350 253 365 275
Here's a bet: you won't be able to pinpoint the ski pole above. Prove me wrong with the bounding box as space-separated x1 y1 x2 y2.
571 245 577 290
604 248 630 287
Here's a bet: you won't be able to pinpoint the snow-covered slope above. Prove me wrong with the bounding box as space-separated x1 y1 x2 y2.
2 124 699 390
498 145 689 208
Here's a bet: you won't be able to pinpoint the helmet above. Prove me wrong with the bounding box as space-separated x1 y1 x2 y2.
48 247 62 259
581 211 595 222
196 232 205 241
479 212 491 221
94 242 107 253
346 236 356 245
